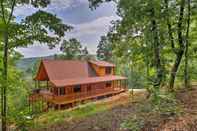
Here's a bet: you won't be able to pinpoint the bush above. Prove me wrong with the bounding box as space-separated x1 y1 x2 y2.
120 116 144 131
120 91 183 130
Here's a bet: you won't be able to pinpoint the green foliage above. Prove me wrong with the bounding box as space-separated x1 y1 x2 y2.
0 0 74 130
9 12 72 49
97 35 112 61
94 0 197 90
60 38 82 59
121 65 147 89
34 103 107 129
120 116 144 131
120 91 182 131
10 108 33 131
151 92 182 117
0 51 32 129
59 38 92 60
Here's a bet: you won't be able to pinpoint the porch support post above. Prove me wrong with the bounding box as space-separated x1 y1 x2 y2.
113 81 114 90
126 79 128 89
35 80 37 88
38 81 40 88
124 80 125 89
116 80 117 89
46 81 49 89
124 79 126 89
118 80 120 89
58 87 60 96
36 81 38 88
120 80 122 89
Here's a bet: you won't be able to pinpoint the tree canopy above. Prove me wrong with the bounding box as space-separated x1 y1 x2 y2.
0 0 72 130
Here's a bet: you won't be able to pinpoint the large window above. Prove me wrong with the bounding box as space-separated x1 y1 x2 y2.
105 67 112 75
60 87 65 95
74 85 81 93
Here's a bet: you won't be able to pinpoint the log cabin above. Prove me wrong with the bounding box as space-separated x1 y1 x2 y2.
29 59 127 111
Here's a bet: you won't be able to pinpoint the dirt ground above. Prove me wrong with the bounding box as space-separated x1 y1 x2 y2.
37 87 197 131
156 87 197 131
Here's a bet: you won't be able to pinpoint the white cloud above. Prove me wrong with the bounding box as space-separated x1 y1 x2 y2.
14 4 38 18
71 15 119 36
65 15 120 53
16 44 60 58
14 0 119 58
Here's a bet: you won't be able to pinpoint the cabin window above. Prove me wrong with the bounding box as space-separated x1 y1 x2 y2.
105 67 112 74
60 87 65 95
74 85 81 93
106 82 112 87
54 88 58 95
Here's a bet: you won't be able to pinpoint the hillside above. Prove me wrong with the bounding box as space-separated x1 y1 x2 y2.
16 54 97 74
16 55 55 72
32 87 197 131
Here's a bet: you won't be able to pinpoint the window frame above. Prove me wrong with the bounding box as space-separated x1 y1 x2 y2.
59 87 65 96
105 67 112 75
74 85 81 93
106 82 112 88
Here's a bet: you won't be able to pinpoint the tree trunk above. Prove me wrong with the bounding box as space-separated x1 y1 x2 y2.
169 50 184 90
184 0 191 88
2 29 8 131
184 43 189 88
169 0 186 91
151 8 163 88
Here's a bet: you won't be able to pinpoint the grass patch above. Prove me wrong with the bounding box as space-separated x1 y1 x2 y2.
32 103 107 129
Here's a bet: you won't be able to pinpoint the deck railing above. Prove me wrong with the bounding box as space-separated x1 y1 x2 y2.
40 87 124 104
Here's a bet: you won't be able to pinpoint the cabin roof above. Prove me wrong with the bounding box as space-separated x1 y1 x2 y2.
35 59 97 81
51 75 127 87
35 59 125 87
89 60 115 67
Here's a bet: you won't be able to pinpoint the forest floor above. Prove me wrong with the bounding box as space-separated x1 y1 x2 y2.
34 87 197 131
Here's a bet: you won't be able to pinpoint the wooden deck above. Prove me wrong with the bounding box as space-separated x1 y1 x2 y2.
30 88 126 105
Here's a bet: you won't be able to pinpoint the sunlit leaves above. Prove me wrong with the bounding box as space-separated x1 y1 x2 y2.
97 36 113 61
60 38 82 60
17 0 50 8
25 10 72 37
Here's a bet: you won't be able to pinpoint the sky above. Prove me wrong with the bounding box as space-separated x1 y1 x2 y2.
15 0 119 58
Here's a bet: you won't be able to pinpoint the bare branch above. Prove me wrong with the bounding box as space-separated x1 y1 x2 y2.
7 0 16 24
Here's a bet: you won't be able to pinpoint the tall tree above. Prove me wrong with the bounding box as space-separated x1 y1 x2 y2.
0 0 71 130
60 38 82 60
89 0 197 91
97 35 112 61
80 46 91 60
167 0 186 90
184 0 191 88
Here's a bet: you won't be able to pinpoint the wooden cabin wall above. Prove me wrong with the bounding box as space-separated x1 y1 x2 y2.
92 83 106 90
90 63 115 76
61 82 112 95
35 62 49 81
65 86 73 94
51 80 123 97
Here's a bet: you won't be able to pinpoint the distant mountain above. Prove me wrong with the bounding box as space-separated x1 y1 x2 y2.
16 54 97 72
16 55 55 72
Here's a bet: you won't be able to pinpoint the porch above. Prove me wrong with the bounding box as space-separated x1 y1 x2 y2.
29 79 127 107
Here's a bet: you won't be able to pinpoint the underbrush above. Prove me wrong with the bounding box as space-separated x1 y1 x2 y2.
32 103 107 129
120 91 183 131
